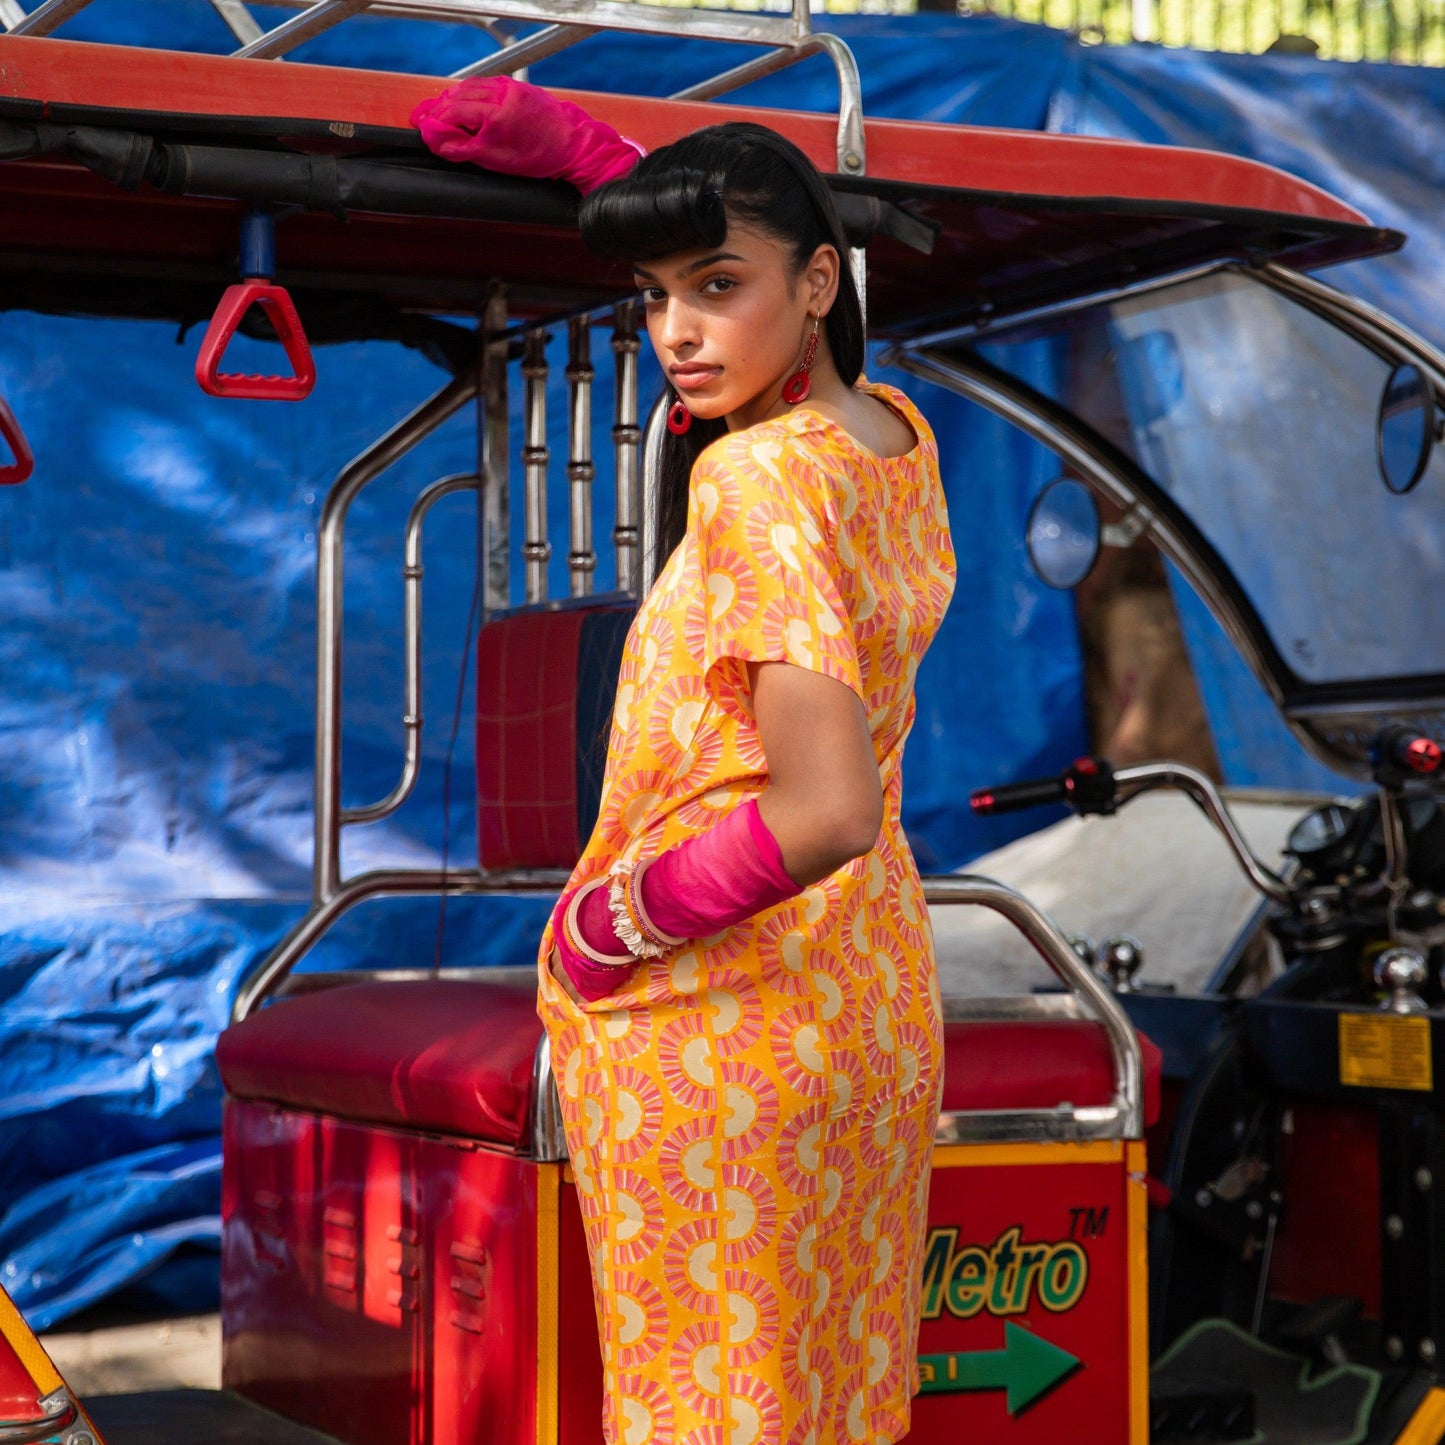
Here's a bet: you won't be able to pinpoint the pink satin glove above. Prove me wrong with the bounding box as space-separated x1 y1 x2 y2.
411 77 643 195
551 800 799 1004
640 798 799 942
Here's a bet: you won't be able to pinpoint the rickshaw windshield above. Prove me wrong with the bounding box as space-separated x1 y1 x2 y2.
973 269 1445 688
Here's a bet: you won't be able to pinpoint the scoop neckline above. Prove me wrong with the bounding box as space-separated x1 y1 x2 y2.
790 382 922 465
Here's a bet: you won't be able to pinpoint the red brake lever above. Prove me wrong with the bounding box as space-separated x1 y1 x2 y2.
0 397 34 484
195 281 316 401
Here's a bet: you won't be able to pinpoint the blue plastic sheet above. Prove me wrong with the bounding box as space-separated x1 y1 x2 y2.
4 7 1442 1323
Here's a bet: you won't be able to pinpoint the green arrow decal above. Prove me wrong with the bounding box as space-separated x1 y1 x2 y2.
918 1322 1081 1415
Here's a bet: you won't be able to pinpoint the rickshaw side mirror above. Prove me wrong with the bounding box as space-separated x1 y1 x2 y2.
1025 476 1101 589
1376 361 1436 495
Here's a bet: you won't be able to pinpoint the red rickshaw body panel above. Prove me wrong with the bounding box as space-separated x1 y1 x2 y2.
219 980 1158 1445
222 1099 540 1445
911 1141 1147 1445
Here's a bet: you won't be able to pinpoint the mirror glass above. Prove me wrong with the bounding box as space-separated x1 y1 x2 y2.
1377 363 1434 496
1026 477 1101 590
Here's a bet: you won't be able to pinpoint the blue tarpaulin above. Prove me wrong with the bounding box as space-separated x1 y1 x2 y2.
2 5 1442 1324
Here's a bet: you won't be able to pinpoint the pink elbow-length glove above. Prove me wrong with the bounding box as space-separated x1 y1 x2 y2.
551 799 798 1002
411 76 643 194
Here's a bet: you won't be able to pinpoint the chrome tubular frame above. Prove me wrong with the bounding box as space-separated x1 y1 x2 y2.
233 865 568 1022
922 876 1145 1143
673 30 865 177
611 301 642 596
1258 262 1445 400
530 1029 568 1161
481 290 512 615
3 0 94 34
11 0 842 110
566 316 597 598
314 373 480 905
232 0 370 59
234 301 657 1020
343 473 481 827
521 327 552 604
232 374 484 1022
639 392 669 595
232 0 814 47
888 267 1445 779
905 260 1233 356
1112 761 1293 906
210 0 264 43
451 21 598 79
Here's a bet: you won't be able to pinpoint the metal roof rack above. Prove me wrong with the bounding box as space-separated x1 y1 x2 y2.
0 0 864 171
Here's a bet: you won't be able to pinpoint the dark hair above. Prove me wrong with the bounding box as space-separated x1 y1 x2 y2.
579 122 865 574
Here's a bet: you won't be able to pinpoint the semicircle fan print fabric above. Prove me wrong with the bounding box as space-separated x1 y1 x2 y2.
536 381 957 1445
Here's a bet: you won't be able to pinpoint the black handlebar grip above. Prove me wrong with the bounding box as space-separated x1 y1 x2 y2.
970 776 1068 815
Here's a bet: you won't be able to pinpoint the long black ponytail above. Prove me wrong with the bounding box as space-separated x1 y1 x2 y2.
579 122 865 576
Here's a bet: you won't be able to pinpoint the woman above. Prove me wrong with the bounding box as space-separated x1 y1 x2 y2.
536 121 956 1445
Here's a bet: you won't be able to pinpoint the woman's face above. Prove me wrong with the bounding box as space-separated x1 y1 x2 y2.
634 219 833 431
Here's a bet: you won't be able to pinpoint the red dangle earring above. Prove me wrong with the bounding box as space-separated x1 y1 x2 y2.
666 395 692 435
781 316 821 405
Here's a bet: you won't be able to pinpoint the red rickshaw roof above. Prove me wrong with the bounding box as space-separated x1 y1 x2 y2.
0 35 1399 339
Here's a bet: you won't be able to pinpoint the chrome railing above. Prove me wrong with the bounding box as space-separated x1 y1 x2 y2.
0 0 844 96
923 875 1145 1142
231 300 650 1023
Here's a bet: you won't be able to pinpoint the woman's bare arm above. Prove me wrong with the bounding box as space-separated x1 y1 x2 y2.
748 660 883 886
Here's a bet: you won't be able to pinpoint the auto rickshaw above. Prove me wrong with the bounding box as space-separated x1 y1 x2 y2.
0 4 1442 1444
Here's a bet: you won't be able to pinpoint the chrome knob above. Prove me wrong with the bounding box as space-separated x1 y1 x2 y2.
1375 946 1429 1015
1069 934 1098 969
1101 935 1144 992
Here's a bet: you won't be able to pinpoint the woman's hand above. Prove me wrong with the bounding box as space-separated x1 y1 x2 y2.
747 660 883 885
548 943 590 1009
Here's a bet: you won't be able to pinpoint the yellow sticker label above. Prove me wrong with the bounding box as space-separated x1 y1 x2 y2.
1338 1012 1433 1092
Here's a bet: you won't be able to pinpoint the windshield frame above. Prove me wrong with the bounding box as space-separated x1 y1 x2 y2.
888 262 1445 778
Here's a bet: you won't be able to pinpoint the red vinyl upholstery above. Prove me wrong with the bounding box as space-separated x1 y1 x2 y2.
219 980 1162 1149
942 1019 1162 1126
217 979 540 1149
476 610 589 870
475 604 632 871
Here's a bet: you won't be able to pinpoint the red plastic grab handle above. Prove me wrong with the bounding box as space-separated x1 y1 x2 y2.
195 281 316 401
0 398 33 484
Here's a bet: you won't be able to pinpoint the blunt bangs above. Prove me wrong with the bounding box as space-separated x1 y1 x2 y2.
579 149 729 263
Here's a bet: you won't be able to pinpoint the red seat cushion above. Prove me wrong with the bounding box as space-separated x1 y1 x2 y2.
217 982 1162 1149
942 1019 1162 1126
216 979 540 1149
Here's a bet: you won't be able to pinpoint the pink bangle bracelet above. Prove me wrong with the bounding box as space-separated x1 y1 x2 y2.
608 860 686 958
562 880 634 968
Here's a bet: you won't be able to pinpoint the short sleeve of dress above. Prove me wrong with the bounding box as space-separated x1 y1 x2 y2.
690 430 864 707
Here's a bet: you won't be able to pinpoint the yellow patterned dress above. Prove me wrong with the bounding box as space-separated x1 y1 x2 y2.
536 381 956 1445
